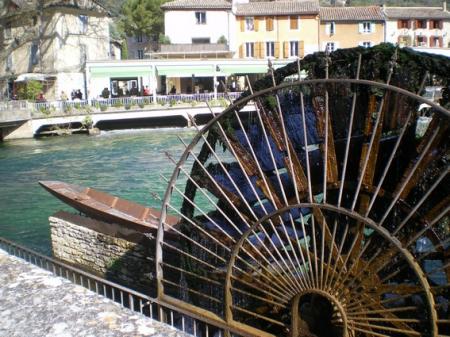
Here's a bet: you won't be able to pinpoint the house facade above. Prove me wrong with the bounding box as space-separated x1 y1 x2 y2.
319 6 385 52
0 0 111 100
384 5 450 48
233 1 320 59
161 0 235 57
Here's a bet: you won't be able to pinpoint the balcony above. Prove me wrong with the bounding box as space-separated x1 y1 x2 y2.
154 43 232 59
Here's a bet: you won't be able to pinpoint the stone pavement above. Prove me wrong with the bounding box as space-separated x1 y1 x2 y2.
0 248 191 337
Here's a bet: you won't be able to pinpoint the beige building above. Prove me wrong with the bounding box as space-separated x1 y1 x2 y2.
234 1 320 59
0 0 111 100
319 6 385 52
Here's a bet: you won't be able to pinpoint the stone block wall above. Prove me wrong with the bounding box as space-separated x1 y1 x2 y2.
49 211 156 295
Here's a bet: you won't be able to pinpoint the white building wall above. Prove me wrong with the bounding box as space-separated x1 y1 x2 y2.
164 10 231 44
385 19 449 48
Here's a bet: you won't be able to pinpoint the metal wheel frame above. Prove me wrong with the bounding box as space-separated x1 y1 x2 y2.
156 77 449 337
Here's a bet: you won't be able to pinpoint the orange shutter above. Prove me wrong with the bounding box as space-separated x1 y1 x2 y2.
438 37 443 47
266 17 273 31
254 17 259 32
274 41 280 58
290 16 298 30
260 42 265 58
240 18 244 32
283 41 289 58
239 44 243 58
254 42 260 58
397 20 401 29
299 40 304 57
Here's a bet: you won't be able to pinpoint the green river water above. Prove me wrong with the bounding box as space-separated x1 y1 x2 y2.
0 128 197 255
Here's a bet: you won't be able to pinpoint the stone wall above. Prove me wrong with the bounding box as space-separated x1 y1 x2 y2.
50 211 156 295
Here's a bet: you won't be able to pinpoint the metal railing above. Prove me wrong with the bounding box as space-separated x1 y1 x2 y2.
0 237 230 337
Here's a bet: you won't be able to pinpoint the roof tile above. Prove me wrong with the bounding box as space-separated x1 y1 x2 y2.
385 7 450 20
235 1 319 16
161 0 232 10
320 6 384 21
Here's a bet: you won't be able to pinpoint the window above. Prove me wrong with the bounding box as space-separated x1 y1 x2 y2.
266 16 274 31
416 36 427 46
290 16 299 30
431 20 442 29
266 41 275 58
325 42 335 53
6 54 12 71
31 42 39 65
192 37 210 44
416 20 427 29
360 22 373 33
195 11 206 24
4 22 11 39
79 15 88 34
245 42 254 57
431 36 442 47
290 41 298 57
136 33 143 43
137 49 144 59
361 41 371 48
330 22 335 35
245 17 254 31
399 20 409 29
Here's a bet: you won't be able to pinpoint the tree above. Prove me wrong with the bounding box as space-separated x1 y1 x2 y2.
119 0 168 38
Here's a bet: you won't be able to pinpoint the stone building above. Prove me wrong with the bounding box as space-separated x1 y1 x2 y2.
0 0 111 100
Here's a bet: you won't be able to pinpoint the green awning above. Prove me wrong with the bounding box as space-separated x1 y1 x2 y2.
157 65 215 77
90 66 153 78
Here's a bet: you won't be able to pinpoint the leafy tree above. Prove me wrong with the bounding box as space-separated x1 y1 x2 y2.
17 80 43 100
119 0 168 38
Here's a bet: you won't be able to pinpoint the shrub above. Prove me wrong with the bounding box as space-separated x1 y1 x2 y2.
74 102 82 110
191 100 198 107
39 106 52 116
125 104 131 110
113 101 123 108
100 104 108 112
63 104 73 114
169 99 176 107
82 115 93 129
17 80 43 100
217 35 227 44
138 102 145 108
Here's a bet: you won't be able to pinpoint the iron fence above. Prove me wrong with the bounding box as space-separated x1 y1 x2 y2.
0 236 240 337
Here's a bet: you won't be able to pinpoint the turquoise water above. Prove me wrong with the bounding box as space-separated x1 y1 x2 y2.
0 128 197 255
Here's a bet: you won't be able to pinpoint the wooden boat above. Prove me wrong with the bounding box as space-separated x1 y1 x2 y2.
39 180 179 236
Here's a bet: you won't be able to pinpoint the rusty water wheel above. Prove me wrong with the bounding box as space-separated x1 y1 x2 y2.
156 56 449 337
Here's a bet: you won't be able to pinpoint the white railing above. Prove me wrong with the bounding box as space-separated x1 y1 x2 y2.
1 92 243 120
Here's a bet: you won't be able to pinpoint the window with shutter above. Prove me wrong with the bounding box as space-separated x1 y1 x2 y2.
245 17 254 31
274 41 280 58
299 40 304 57
266 41 275 58
266 17 274 31
254 17 259 32
240 19 245 32
290 16 298 30
289 41 298 57
245 42 254 57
